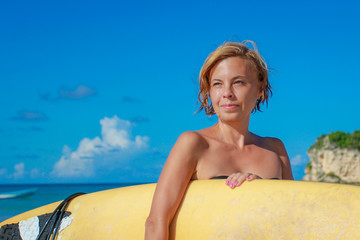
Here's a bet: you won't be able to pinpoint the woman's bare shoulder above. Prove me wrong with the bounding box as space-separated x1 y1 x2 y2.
176 131 209 151
251 133 285 153
261 136 286 154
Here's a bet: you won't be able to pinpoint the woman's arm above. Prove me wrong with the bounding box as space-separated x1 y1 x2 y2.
145 131 206 240
270 138 294 180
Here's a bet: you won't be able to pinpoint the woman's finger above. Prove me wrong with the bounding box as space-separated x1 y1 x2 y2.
246 173 261 181
225 173 263 188
226 173 239 186
226 173 246 188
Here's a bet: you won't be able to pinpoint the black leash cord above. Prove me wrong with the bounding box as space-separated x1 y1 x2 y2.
50 197 73 240
35 192 85 240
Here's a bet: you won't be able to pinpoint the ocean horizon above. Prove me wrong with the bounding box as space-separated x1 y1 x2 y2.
0 182 151 222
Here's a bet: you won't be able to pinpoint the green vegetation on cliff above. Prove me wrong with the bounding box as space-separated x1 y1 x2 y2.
325 172 342 182
329 130 360 150
309 130 360 151
305 162 312 171
309 134 327 151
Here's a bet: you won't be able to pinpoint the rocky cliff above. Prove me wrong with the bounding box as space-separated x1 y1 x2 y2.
303 130 360 184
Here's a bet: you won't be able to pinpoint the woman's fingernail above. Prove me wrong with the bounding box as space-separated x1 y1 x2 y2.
230 183 233 188
226 180 229 185
235 180 239 185
246 176 250 180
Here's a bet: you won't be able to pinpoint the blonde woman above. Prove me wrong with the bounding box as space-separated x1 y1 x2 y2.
145 41 294 240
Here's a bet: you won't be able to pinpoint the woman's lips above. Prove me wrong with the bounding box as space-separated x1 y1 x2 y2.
221 104 238 109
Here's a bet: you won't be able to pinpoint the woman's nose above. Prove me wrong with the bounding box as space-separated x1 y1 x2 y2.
222 86 233 98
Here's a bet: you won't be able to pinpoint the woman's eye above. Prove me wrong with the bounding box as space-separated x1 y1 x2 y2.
212 82 221 86
234 80 244 85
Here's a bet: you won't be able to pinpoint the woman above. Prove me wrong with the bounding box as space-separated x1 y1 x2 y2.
145 41 294 239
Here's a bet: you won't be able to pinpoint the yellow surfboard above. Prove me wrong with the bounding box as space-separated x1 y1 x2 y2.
1 180 360 239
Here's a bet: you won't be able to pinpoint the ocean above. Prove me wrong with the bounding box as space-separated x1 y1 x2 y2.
0 182 147 222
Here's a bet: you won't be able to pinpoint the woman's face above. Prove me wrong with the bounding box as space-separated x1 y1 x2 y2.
209 57 261 122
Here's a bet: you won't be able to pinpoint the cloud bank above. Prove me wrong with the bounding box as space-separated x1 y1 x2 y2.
40 84 97 101
59 84 96 99
13 162 25 179
51 115 149 178
0 162 45 181
11 110 48 121
290 154 309 166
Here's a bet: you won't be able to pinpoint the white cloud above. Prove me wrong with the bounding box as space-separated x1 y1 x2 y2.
40 84 97 102
11 110 48 121
13 162 25 179
51 115 149 178
59 84 96 99
0 164 45 181
290 154 309 166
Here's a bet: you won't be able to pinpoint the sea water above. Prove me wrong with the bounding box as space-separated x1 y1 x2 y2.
0 183 146 222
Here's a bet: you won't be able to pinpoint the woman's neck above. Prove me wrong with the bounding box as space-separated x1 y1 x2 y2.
214 118 253 150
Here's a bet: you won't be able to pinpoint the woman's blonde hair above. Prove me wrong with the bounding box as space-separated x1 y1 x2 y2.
197 41 272 115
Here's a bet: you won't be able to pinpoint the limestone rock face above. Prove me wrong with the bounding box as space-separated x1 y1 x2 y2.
303 136 360 184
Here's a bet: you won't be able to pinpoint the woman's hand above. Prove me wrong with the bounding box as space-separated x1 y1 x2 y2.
225 172 262 189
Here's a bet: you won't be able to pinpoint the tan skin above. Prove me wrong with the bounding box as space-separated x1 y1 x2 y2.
145 57 294 240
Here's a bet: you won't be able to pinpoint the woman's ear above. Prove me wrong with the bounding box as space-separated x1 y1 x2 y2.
258 80 266 100
257 87 263 100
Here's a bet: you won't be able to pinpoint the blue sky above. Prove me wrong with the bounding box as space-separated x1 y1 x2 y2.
1 0 359 183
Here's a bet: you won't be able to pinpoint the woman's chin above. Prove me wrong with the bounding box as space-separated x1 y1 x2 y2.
216 111 252 123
